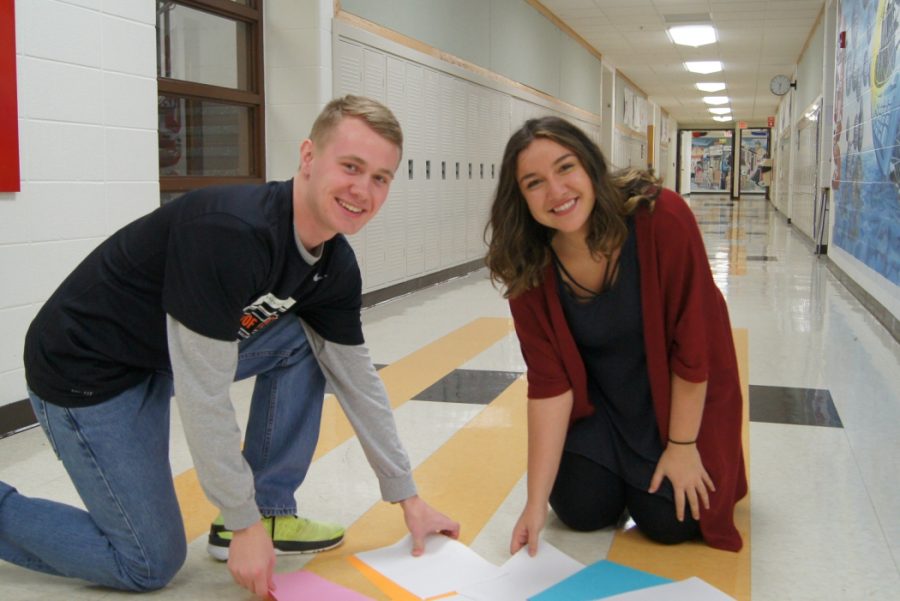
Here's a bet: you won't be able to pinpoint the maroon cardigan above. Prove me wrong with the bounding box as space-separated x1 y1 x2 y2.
509 188 747 552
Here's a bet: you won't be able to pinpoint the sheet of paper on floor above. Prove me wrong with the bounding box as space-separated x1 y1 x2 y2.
270 570 375 601
597 576 737 600
456 541 583 601
529 559 671 601
354 534 500 599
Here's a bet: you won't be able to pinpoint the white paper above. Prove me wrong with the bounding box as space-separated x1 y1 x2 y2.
457 542 584 601
355 535 500 598
596 577 737 601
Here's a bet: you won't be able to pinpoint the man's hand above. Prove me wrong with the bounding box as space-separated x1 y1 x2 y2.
399 495 460 556
227 520 275 598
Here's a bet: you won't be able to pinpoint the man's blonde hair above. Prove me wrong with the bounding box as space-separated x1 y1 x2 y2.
310 95 403 152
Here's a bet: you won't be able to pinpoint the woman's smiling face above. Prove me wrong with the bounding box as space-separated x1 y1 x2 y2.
516 137 595 239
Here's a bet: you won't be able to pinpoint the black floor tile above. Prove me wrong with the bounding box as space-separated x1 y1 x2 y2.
412 368 522 404
749 385 842 427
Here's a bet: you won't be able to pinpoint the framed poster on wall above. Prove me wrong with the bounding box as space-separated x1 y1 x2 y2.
0 0 20 192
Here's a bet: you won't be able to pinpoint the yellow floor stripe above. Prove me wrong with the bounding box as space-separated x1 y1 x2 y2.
304 377 529 600
174 317 514 542
314 317 515 460
173 469 218 542
607 328 751 600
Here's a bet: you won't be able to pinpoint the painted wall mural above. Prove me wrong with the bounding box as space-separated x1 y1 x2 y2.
690 131 733 194
832 0 900 284
739 129 770 194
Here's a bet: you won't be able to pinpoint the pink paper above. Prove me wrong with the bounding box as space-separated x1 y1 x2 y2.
270 570 375 601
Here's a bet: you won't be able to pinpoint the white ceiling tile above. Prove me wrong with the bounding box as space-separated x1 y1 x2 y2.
651 0 709 9
541 0 599 9
556 8 611 19
593 0 654 7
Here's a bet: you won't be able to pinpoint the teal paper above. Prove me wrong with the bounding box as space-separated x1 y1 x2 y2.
528 559 671 601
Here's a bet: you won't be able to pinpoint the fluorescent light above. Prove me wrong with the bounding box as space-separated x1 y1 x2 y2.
685 61 723 74
703 96 730 105
667 25 717 47
713 115 733 122
709 107 731 114
695 82 726 92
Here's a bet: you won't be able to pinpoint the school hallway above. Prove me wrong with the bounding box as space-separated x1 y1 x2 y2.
3 0 900 597
0 193 897 600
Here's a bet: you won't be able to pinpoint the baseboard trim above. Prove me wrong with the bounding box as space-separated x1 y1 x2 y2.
361 260 485 308
0 398 37 439
825 257 900 344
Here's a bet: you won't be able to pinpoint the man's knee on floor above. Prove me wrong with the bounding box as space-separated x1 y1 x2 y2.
121 537 187 592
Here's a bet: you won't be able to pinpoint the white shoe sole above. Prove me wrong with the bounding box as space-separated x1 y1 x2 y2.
206 537 344 562
207 544 229 562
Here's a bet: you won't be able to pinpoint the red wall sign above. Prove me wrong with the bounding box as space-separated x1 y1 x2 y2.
1 0 21 192
767 116 775 128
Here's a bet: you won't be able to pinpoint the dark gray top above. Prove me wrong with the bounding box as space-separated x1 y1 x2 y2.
555 219 668 497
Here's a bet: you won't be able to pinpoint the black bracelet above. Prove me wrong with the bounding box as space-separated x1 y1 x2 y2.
668 438 697 445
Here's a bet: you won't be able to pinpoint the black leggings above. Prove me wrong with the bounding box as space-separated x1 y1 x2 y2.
549 451 701 545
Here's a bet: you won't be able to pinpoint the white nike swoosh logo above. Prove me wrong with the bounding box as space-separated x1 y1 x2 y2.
313 273 326 282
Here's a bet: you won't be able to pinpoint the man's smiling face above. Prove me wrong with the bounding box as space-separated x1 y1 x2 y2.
297 115 401 245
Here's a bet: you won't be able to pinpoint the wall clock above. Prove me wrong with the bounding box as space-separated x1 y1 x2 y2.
769 75 793 96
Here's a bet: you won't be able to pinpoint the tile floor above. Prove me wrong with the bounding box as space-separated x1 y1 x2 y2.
1 195 898 600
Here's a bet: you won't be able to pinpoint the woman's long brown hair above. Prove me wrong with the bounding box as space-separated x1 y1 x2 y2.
484 116 660 298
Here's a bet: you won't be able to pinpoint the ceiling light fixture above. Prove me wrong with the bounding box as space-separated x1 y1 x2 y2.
703 96 730 105
667 25 717 47
713 115 733 122
696 82 726 92
685 61 723 74
709 107 731 114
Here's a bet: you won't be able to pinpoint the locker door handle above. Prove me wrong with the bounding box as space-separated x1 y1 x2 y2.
441 161 446 180
468 163 472 179
426 160 431 180
408 159 414 180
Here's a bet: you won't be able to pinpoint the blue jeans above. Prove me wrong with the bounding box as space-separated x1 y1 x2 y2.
0 317 325 591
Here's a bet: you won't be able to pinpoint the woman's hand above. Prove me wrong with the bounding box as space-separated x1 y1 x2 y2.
510 501 548 556
648 443 715 521
510 392 573 557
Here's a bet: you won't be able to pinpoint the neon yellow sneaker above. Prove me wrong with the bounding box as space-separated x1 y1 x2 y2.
207 515 345 561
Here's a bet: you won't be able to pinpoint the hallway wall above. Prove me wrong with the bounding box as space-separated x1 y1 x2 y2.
829 0 900 324
339 0 604 116
0 0 158 410
772 0 899 331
